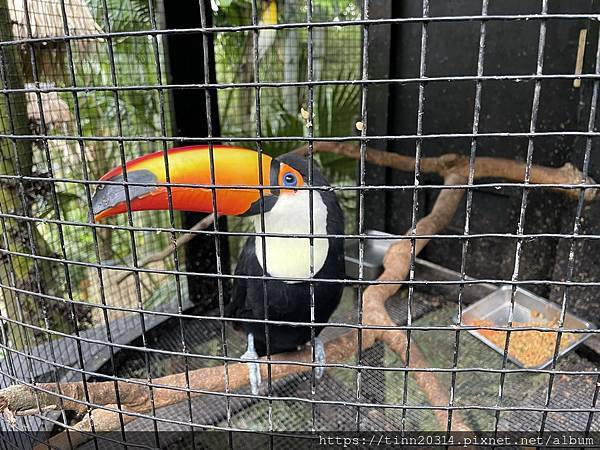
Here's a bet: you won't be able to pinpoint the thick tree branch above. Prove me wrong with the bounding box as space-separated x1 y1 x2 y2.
362 173 467 430
294 142 598 203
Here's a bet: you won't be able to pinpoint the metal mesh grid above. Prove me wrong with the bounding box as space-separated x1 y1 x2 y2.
0 0 598 448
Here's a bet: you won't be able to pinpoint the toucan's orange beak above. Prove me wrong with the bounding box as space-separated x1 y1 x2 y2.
91 145 304 221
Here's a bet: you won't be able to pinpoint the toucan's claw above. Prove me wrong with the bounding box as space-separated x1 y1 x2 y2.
314 336 326 379
245 361 261 396
241 333 261 395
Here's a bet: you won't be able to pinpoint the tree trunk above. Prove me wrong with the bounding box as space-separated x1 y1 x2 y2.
0 0 55 349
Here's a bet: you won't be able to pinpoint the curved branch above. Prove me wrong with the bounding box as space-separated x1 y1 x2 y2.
294 142 598 203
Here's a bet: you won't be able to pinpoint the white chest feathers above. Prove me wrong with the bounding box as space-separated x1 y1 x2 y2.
252 190 329 281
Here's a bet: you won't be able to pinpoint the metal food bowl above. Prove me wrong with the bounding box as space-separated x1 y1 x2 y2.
461 286 596 368
344 230 399 280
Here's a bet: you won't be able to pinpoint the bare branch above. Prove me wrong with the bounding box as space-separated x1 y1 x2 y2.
116 214 216 284
294 142 598 203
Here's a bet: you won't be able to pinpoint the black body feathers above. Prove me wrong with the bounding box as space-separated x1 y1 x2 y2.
225 153 345 356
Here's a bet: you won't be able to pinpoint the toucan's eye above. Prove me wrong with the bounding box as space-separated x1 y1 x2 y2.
282 172 298 187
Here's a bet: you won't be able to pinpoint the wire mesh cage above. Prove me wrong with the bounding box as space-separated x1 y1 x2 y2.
0 0 599 448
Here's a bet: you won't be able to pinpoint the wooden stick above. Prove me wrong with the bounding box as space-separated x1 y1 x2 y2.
294 142 598 203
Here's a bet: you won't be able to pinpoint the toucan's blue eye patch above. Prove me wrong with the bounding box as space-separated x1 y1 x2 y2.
283 172 298 187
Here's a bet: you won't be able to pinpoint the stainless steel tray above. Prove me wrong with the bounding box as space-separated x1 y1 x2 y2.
344 230 400 280
461 286 596 368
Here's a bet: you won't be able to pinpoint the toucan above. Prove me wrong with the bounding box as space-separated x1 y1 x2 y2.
91 145 345 394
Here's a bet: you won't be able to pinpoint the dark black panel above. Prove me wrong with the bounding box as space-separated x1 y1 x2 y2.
163 0 230 309
375 0 598 303
364 2 392 232
385 0 425 234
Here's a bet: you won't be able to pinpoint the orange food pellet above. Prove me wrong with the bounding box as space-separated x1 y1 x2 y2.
466 318 578 367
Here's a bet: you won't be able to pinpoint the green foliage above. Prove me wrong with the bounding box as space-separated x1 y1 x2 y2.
228 78 361 178
214 1 361 163
102 0 152 32
30 0 173 319
28 0 363 323
261 99 305 156
37 191 80 219
213 0 363 241
315 73 361 136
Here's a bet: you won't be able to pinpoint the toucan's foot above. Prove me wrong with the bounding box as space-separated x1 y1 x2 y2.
241 333 261 395
244 360 261 396
314 336 326 379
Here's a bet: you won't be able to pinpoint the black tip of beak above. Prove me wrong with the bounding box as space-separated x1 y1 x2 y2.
91 169 158 219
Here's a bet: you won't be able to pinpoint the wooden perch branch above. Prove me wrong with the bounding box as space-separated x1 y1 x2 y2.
2 143 594 448
294 141 598 203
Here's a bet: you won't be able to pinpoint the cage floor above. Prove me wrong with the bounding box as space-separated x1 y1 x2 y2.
71 287 600 449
